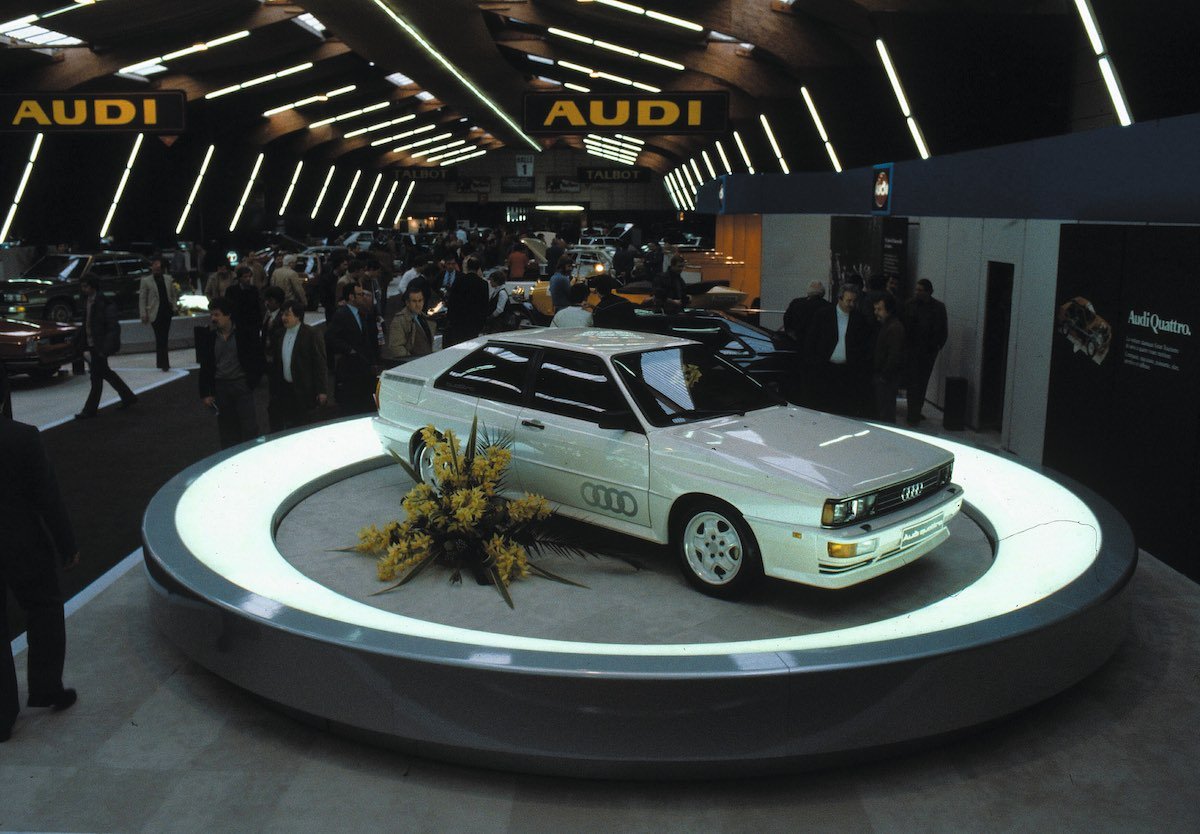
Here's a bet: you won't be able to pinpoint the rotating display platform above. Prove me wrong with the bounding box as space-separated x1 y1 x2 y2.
142 417 1135 778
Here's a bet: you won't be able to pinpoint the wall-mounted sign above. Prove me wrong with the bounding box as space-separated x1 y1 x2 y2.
546 176 581 194
396 167 454 181
872 162 894 215
515 154 535 177
578 167 652 184
1 92 187 133
501 175 535 193
455 177 491 194
524 92 728 135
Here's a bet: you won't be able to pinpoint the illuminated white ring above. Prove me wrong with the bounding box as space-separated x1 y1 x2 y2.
143 417 1134 776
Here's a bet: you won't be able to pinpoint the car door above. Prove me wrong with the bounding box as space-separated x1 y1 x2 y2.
513 348 650 528
433 343 536 468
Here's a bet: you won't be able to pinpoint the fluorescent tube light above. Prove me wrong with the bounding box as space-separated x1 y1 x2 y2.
176 144 214 234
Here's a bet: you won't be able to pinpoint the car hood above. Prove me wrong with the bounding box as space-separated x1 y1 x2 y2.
656 406 952 498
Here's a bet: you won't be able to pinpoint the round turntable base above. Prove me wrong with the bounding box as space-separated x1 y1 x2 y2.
142 418 1135 777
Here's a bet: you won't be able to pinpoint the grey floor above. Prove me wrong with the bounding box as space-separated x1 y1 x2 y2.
5 357 1200 832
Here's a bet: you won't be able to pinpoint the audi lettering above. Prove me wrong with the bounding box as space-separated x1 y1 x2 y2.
374 329 963 599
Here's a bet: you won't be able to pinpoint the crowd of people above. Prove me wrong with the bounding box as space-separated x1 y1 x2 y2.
785 275 948 425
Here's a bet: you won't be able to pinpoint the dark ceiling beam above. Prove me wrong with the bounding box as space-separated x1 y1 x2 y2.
13 3 303 91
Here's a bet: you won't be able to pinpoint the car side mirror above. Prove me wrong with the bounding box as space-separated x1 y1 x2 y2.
597 409 642 433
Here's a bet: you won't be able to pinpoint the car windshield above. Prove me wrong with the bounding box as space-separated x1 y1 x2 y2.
22 255 86 282
613 344 782 426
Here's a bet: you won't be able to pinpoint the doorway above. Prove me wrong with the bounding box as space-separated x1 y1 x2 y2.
978 261 1014 431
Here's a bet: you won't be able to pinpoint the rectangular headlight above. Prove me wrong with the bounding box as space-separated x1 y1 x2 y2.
821 494 877 526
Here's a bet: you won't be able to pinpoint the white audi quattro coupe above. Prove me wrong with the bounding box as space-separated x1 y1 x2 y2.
373 328 964 598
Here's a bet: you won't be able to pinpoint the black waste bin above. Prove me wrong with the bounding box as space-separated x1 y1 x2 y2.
943 376 967 430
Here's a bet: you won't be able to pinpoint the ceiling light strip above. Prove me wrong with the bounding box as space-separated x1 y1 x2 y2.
205 62 314 100
311 165 336 220
175 144 214 234
584 1 704 32
334 170 362 227
394 181 416 224
377 180 400 224
411 139 466 159
120 29 250 77
732 130 755 174
357 172 383 226
800 87 842 173
427 144 480 163
701 150 717 179
556 60 660 93
369 0 539 150
229 153 264 232
99 133 143 239
662 174 682 211
679 163 698 195
264 85 356 118
390 130 453 153
0 133 44 244
876 39 930 159
440 149 487 166
344 113 416 139
759 114 790 174
714 140 732 174
546 27 685 71
278 160 304 215
1071 1 1132 126
309 101 390 129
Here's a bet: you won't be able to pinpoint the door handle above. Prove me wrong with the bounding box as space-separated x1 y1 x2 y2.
521 419 545 430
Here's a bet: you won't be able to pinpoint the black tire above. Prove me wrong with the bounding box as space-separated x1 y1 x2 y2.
671 498 763 599
410 435 440 489
45 299 73 324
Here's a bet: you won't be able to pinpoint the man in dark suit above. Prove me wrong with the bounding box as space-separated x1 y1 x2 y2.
804 283 871 416
1 373 79 742
196 297 265 448
326 281 378 415
443 255 489 348
269 300 330 430
76 275 137 419
903 278 949 426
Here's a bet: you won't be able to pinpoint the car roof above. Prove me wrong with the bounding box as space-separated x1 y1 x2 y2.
487 327 693 354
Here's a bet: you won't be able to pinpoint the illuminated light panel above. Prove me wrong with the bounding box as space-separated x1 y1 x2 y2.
662 173 683 211
0 133 44 244
584 148 636 166
394 180 416 223
1073 0 1105 55
667 170 694 210
372 124 440 148
309 101 389 129
390 130 453 153
229 152 264 232
582 1 704 32
701 150 717 179
205 62 313 99
715 140 732 174
357 172 383 226
377 180 400 224
440 149 487 166
333 170 363 227
546 27 685 71
535 204 585 212
263 85 356 117
825 142 843 174
427 144 482 162
120 29 250 77
614 133 644 146
368 0 540 151
679 163 698 195
310 165 336 219
386 71 415 85
410 139 465 159
733 130 755 174
278 160 304 215
1098 56 1133 127
556 60 660 92
176 144 215 234
688 157 703 183
759 114 790 174
99 133 143 239
876 39 931 158
344 113 416 139
527 54 555 66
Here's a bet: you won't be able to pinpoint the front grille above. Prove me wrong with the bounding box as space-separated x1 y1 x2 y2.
873 463 953 516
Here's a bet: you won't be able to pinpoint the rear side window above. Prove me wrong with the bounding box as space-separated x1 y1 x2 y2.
89 260 120 280
436 344 536 404
533 349 627 423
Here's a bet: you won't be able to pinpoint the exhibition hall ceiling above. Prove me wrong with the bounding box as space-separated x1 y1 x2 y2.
2 0 1198 176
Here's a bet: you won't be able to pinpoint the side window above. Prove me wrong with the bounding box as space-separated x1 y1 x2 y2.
89 260 120 284
118 258 151 280
436 344 536 404
533 350 627 423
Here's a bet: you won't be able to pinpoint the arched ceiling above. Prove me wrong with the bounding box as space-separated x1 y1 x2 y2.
3 0 1199 178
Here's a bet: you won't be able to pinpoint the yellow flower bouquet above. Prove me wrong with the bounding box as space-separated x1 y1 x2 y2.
352 416 630 607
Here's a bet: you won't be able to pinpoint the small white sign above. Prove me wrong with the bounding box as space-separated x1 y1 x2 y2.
515 154 534 177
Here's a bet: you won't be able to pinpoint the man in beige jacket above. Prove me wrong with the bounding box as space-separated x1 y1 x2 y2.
139 257 178 371
270 254 307 308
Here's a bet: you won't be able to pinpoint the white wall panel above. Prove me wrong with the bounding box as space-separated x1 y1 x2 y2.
760 214 830 331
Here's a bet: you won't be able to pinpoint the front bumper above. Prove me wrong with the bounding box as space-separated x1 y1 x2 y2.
748 484 965 589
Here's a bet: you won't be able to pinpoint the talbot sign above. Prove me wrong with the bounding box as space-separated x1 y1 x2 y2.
1 92 187 132
524 92 727 135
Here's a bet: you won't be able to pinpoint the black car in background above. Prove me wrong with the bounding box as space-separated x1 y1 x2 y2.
1 251 152 323
619 308 801 398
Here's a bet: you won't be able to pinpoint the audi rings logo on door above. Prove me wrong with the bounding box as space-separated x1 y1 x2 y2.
580 483 638 517
901 483 925 502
